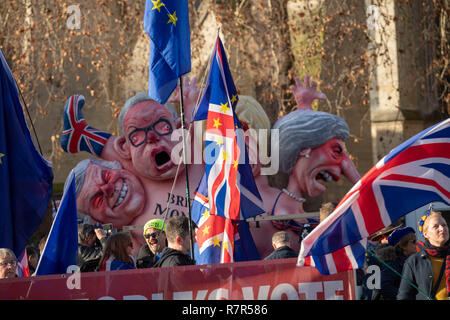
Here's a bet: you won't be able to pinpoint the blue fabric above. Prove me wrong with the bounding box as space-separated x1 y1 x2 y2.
35 172 77 276
110 259 135 271
143 0 191 104
0 49 53 258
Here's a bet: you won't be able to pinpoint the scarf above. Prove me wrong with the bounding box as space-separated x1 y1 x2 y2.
421 240 450 298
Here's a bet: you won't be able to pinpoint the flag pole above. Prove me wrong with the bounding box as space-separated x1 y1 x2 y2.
178 76 195 261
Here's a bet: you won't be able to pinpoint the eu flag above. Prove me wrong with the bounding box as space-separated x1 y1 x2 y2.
35 171 78 276
143 0 191 104
0 49 53 258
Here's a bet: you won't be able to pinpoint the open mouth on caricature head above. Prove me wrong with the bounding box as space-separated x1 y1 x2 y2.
113 181 128 208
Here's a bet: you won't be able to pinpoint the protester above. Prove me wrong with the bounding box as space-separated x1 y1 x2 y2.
136 218 167 268
372 227 417 300
98 232 136 271
25 245 40 275
397 211 450 300
153 216 195 267
264 231 298 260
0 248 18 279
77 224 108 272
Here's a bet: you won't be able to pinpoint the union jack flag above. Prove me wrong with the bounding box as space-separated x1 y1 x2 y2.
61 95 111 156
298 118 450 274
191 36 265 264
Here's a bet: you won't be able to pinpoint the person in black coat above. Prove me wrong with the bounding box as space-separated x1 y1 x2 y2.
153 216 195 268
372 227 417 300
77 224 107 272
136 219 167 268
397 212 450 300
264 231 298 260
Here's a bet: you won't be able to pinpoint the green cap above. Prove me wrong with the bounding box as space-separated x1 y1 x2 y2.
143 219 166 235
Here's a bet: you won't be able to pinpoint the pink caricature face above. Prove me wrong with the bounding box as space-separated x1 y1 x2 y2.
292 138 346 197
123 101 180 180
77 162 146 227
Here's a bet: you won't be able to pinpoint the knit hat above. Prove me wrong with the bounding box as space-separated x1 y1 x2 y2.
388 227 415 246
143 219 166 235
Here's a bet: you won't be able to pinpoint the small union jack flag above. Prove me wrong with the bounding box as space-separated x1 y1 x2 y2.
191 36 264 264
61 95 111 156
298 118 450 274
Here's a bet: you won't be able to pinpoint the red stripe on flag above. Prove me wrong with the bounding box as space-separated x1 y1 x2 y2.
331 247 353 273
382 174 450 199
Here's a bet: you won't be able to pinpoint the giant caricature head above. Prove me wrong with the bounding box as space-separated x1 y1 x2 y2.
273 109 350 197
69 158 146 228
116 93 182 180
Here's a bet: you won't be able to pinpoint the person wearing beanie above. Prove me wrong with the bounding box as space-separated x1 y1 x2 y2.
397 211 450 300
136 219 167 268
372 227 417 300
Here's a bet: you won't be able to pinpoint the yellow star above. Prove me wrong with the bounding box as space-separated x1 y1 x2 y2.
212 237 221 247
0 153 4 164
151 0 165 12
213 118 222 130
202 208 210 218
222 151 229 161
231 94 237 104
222 240 229 250
233 159 238 169
216 136 224 147
202 225 210 236
167 11 178 26
219 102 229 113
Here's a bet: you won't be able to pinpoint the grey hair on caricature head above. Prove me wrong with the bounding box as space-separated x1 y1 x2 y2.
118 93 179 135
64 158 122 196
273 109 349 174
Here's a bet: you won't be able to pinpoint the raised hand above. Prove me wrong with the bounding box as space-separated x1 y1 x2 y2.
169 76 201 123
61 95 111 156
290 75 327 110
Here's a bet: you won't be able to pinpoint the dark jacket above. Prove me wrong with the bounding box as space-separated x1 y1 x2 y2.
397 249 436 300
264 246 298 260
153 247 195 268
136 245 157 269
372 245 407 300
77 238 107 272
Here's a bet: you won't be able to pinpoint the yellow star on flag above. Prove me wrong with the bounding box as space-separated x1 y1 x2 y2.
0 153 4 164
212 237 221 247
202 208 210 218
216 136 224 147
231 94 237 104
222 241 229 250
202 225 211 236
151 0 165 12
167 11 178 26
219 102 229 113
213 118 222 130
233 159 238 169
222 151 229 161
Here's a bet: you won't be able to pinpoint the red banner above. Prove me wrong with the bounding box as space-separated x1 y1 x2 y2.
0 258 355 300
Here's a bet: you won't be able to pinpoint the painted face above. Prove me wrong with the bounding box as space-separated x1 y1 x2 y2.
144 227 166 254
123 101 180 180
77 162 146 228
424 215 449 247
0 256 17 279
292 138 346 197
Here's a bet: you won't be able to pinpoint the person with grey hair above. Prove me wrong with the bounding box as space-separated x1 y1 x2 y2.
0 248 18 279
69 158 147 229
264 231 298 260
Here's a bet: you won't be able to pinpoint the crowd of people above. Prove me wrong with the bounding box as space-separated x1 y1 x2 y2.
0 210 449 300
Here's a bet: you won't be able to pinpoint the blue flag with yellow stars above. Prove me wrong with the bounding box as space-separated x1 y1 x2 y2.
143 0 191 104
0 49 53 258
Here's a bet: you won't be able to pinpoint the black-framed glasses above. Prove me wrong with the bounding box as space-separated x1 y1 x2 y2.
144 231 159 240
128 119 173 147
0 260 17 268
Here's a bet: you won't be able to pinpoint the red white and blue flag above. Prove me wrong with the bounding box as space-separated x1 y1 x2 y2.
61 95 111 156
298 118 450 274
191 37 264 264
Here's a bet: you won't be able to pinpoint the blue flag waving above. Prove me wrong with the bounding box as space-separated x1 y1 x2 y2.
35 171 78 276
191 37 265 264
0 49 53 258
143 0 191 104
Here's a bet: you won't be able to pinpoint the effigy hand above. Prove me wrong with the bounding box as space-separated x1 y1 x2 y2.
169 76 201 123
290 75 327 110
61 94 111 156
341 153 361 185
